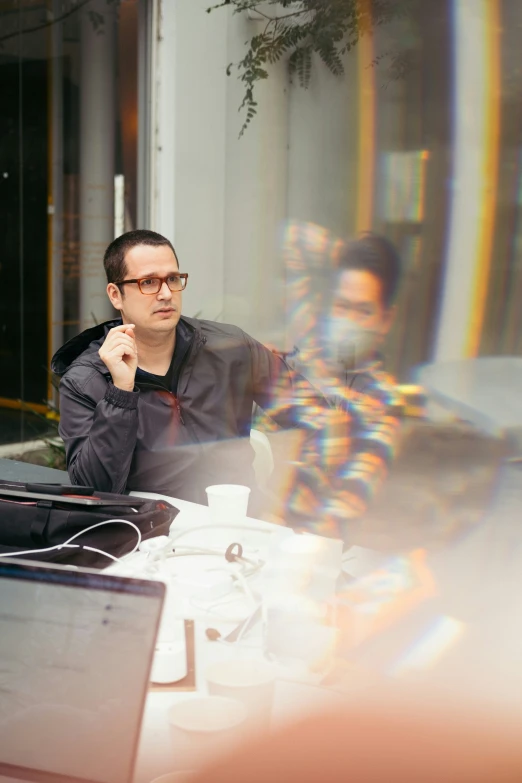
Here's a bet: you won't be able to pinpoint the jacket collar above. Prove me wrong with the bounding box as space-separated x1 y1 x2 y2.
51 316 200 376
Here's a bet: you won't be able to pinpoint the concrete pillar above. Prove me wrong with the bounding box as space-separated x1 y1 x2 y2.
222 11 289 339
48 0 64 404
149 1 290 336
79 0 117 330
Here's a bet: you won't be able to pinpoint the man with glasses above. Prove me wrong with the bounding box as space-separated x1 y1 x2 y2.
51 229 398 535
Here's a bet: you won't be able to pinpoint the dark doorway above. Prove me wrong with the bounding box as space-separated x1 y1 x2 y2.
0 58 48 405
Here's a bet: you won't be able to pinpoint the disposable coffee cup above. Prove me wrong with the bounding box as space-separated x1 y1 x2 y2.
205 484 251 525
205 658 276 734
168 696 247 770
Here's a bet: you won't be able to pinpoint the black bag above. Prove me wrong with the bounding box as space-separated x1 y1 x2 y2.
0 480 179 567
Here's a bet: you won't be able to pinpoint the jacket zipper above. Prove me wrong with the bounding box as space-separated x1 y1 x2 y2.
119 329 207 428
175 333 206 427
135 381 186 425
176 400 185 425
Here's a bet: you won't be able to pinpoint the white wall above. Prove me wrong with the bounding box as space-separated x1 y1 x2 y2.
152 0 289 338
150 3 381 344
152 0 228 322
151 0 505 370
286 50 359 239
222 14 289 338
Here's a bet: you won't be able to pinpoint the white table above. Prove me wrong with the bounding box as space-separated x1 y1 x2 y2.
110 492 345 783
127 469 522 781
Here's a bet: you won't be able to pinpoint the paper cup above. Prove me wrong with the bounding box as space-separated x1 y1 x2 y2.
205 484 251 525
168 696 246 770
205 658 276 734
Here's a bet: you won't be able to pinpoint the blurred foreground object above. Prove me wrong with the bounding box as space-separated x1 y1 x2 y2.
191 696 522 783
353 420 509 552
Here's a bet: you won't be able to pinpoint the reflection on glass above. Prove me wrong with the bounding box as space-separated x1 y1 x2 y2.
0 0 137 442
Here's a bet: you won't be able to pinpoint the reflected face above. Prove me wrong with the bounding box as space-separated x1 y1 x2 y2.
106 244 182 334
331 269 394 337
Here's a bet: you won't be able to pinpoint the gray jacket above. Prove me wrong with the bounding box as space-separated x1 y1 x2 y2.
51 316 308 505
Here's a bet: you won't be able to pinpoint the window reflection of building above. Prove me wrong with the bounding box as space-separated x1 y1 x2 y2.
481 0 522 357
0 0 138 417
2 0 522 443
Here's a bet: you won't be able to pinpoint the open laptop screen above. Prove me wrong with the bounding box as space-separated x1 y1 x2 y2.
0 559 164 783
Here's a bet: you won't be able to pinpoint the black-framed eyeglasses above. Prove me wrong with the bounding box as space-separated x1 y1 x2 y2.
115 273 189 294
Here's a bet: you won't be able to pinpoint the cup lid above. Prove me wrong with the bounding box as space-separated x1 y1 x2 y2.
205 658 276 688
205 484 251 496
168 696 247 733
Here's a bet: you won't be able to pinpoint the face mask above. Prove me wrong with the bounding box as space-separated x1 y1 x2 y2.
325 316 380 372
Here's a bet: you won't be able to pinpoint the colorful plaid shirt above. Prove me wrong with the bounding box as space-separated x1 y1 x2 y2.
263 220 401 540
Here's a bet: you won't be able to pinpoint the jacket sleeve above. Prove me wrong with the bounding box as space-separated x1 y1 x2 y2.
247 332 400 537
282 220 344 353
246 331 325 429
58 370 140 494
304 384 400 539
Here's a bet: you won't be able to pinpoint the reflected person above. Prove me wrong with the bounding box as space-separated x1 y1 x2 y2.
282 220 401 402
274 222 403 535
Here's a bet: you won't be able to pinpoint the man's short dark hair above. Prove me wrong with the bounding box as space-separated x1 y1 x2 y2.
337 233 402 308
103 230 177 284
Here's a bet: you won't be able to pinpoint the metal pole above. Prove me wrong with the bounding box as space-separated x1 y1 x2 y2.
79 0 117 331
47 0 64 406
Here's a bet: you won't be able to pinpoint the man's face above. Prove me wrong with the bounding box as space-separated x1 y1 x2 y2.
107 244 182 334
331 269 394 338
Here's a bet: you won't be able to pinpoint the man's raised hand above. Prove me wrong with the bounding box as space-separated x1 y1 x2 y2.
98 324 138 392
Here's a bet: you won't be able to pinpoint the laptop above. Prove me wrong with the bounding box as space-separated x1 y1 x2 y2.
0 558 165 783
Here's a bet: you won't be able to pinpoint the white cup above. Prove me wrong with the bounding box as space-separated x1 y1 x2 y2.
205 484 251 525
168 696 247 770
205 658 276 734
150 639 187 684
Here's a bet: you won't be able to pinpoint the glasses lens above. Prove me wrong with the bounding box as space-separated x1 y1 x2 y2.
139 278 161 294
167 274 185 292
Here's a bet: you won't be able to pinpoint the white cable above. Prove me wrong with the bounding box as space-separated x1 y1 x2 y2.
0 543 78 559
166 545 262 569
55 519 142 555
0 518 142 560
82 547 120 563
168 554 263 585
189 594 253 624
232 604 262 645
168 545 232 557
169 522 271 545
0 543 120 564
185 561 259 623
232 568 257 607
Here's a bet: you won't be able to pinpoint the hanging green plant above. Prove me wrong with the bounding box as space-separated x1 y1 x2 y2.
208 0 416 136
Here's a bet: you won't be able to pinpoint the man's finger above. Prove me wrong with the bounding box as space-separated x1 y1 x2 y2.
106 333 136 345
108 324 136 335
106 331 136 344
100 341 137 359
103 335 137 351
104 346 138 360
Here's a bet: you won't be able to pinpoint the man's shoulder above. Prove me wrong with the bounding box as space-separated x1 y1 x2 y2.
52 320 116 378
59 355 109 399
182 316 247 344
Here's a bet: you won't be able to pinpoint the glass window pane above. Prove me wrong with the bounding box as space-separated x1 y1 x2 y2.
0 0 137 448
